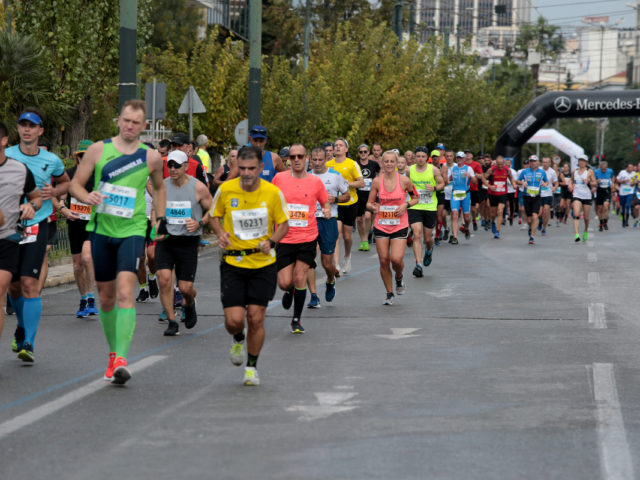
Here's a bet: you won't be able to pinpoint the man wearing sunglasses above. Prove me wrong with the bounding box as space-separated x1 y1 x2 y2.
355 144 379 252
156 150 212 337
248 125 286 182
164 132 208 186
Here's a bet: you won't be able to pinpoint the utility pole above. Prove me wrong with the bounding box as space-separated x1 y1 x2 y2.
248 0 262 128
392 0 403 40
303 0 311 70
599 23 604 88
4 0 10 33
118 0 137 112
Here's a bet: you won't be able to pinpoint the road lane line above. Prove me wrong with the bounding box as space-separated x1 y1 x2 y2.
0 355 166 439
592 363 635 480
588 303 607 329
588 272 600 287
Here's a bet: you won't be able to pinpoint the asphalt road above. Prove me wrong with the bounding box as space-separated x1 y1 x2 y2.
1 218 639 480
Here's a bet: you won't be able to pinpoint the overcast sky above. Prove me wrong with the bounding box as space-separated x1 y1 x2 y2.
534 0 636 31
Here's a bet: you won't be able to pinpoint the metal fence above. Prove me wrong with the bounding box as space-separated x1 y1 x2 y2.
50 218 71 260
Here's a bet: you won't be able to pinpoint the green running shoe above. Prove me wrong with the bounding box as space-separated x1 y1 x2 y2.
243 367 260 386
583 231 589 242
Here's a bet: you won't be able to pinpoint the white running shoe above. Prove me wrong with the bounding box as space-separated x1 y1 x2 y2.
342 256 352 274
230 341 244 366
396 279 406 295
243 367 260 386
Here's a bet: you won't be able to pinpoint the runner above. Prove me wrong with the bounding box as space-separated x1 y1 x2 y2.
483 155 517 239
517 155 548 245
306 147 349 308
616 164 634 227
371 143 383 165
465 150 483 231
248 125 286 182
449 152 476 244
156 150 212 336
570 154 596 242
558 163 572 224
213 148 238 188
326 138 363 275
538 157 559 236
209 145 289 386
408 147 444 277
440 150 454 241
6 108 70 363
0 120 42 340
273 144 330 333
323 141 334 161
58 139 99 317
594 160 614 231
396 156 408 176
367 150 418 305
505 157 518 226
195 134 211 173
69 99 166 385
355 143 379 252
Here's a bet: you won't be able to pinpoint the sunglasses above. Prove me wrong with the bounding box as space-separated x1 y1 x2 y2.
167 161 184 169
289 154 306 160
359 150 368 154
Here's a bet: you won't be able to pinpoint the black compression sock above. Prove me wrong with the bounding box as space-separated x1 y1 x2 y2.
293 287 307 320
233 331 245 343
247 353 258 367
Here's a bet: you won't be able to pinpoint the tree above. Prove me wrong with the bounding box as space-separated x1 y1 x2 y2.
262 0 304 57
515 17 564 61
564 71 574 91
148 0 205 55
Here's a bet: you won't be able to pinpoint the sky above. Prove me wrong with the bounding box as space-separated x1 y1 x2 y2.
534 0 636 31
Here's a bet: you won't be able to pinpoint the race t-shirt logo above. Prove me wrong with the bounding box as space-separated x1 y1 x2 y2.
231 198 238 207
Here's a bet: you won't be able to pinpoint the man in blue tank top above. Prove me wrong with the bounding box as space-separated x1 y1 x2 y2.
248 125 287 182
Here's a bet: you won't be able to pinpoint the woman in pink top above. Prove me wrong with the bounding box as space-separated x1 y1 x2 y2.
367 151 418 305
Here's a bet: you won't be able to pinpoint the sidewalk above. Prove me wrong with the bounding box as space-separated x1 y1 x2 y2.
44 234 217 289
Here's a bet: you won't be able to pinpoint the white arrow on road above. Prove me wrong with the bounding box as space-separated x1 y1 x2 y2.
286 391 359 422
375 328 420 340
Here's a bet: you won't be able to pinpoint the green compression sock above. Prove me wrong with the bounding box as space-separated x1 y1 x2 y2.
115 307 136 359
99 308 118 353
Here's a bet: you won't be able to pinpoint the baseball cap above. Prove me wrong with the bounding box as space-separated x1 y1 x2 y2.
577 154 588 161
528 155 538 161
436 143 445 150
18 112 43 125
415 146 429 154
322 141 334 148
279 147 290 158
430 149 441 157
456 151 465 158
249 125 267 139
464 149 473 154
167 150 189 165
75 139 93 154
170 132 189 145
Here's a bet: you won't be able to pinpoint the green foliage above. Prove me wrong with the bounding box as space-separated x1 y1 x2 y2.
263 0 303 57
148 0 205 55
515 16 564 60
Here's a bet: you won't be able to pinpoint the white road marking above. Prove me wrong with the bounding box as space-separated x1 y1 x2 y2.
588 252 598 263
375 328 421 340
592 363 635 480
286 391 359 421
588 303 607 329
0 355 166 439
588 272 600 287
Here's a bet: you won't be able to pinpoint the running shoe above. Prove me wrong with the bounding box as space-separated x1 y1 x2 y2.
307 293 321 309
11 326 24 353
76 299 89 318
358 241 367 251
598 225 603 232
538 223 542 231
529 236 535 245
412 264 423 278
230 342 244 366
423 249 432 267
325 281 336 302
383 292 394 305
494 232 500 239
583 231 589 243
158 308 168 322
282 287 294 310
164 320 180 336
148 278 159 298
111 357 131 385
574 234 580 243
491 222 497 235
291 319 305 334
176 306 185 322
442 229 449 241
135 288 149 303
472 221 478 231
509 218 513 226
18 342 34 363
465 229 471 240
342 256 352 274
103 352 116 381
5 293 14 315
361 242 370 252
541 229 546 236
199 238 210 247
174 289 184 307
434 238 440 246
86 297 98 315
396 278 406 295
183 301 197 329
450 237 459 245
604 221 609 230
243 366 260 386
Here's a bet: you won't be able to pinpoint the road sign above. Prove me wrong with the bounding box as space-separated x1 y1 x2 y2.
178 86 206 140
234 118 248 146
145 80 166 120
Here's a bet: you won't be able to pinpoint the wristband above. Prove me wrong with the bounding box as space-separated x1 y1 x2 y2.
30 201 38 211
269 239 276 249
198 219 204 227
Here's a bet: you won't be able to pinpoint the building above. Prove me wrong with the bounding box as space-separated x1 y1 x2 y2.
414 0 532 50
189 0 248 40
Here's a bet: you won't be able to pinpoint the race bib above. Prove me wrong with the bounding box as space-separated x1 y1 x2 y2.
453 190 467 200
636 191 640 200
598 179 610 188
19 224 39 244
417 189 433 205
70 197 92 221
378 205 400 225
287 203 309 227
231 207 268 240
526 186 540 196
362 178 373 191
494 181 506 193
540 186 551 195
620 185 634 196
166 201 192 225
96 183 136 218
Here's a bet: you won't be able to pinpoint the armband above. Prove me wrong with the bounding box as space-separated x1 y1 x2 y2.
269 239 276 249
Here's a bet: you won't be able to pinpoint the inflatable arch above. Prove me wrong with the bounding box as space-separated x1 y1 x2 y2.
526 129 585 172
494 90 640 168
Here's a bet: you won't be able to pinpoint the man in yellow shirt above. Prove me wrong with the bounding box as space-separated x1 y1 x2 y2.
326 138 363 274
196 134 211 173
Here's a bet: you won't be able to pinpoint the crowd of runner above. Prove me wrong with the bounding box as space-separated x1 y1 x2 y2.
1 101 639 387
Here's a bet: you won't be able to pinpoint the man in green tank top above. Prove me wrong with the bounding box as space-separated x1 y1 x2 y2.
408 147 444 278
69 99 166 386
